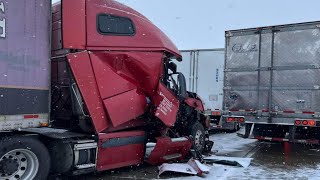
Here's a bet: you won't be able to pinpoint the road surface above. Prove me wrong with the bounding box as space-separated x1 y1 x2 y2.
57 129 320 180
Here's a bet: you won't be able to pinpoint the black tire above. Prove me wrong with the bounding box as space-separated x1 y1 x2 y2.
0 136 50 180
190 122 205 153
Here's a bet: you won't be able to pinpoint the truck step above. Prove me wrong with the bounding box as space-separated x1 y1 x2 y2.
76 163 96 169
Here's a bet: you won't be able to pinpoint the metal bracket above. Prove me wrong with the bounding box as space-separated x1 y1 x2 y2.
71 83 89 117
73 142 97 170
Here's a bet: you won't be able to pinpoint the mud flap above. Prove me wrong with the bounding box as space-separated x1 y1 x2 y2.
248 123 255 138
158 159 211 177
288 125 296 140
239 123 255 138
145 137 192 165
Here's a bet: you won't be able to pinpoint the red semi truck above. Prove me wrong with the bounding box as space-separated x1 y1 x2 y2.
0 0 213 179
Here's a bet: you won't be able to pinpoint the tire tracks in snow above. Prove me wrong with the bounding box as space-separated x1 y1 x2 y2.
243 141 266 158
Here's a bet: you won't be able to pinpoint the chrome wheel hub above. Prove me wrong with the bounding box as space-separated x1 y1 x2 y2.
0 149 39 180
194 130 204 150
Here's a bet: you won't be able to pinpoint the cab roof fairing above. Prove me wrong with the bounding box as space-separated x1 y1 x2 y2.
98 0 182 60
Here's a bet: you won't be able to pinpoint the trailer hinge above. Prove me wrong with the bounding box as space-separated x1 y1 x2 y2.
225 32 233 37
272 29 280 32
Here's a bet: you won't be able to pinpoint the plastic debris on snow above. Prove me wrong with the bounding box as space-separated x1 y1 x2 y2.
158 156 252 177
158 158 211 177
204 156 252 168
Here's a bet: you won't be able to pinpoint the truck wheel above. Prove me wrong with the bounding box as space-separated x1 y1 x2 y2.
0 136 50 180
190 122 205 153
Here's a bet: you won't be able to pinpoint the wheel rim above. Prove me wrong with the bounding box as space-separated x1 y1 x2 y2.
0 149 39 180
194 130 204 151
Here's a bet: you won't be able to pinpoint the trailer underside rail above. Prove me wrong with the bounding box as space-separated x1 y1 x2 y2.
255 136 320 144
22 127 89 139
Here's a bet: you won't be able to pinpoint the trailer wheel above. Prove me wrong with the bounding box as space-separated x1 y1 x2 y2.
0 136 50 180
190 122 205 153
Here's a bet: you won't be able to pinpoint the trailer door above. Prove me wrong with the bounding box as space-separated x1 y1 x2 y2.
197 50 224 111
225 22 320 123
271 25 320 114
224 33 262 112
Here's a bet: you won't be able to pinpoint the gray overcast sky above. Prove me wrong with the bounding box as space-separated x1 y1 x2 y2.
52 0 320 50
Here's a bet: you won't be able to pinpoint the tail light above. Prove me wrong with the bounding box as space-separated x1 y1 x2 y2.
302 120 308 126
308 120 316 126
296 119 317 126
40 122 49 127
227 117 245 123
211 111 221 116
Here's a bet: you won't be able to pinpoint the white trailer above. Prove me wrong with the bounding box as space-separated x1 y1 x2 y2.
178 49 244 131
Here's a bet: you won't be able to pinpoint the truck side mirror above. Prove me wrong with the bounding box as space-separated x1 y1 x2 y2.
168 62 177 74
177 72 187 100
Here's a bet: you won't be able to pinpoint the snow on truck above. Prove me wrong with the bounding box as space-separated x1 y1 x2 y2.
178 49 244 132
0 0 213 179
224 21 320 144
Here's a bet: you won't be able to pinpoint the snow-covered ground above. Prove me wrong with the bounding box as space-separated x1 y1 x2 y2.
168 163 320 180
167 130 320 180
166 130 258 180
210 129 257 156
82 130 320 180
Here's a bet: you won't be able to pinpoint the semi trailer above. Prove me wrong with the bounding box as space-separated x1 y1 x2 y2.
179 49 244 131
0 0 213 179
224 21 320 144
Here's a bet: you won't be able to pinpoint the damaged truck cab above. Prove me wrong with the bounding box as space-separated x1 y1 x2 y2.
0 0 212 179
